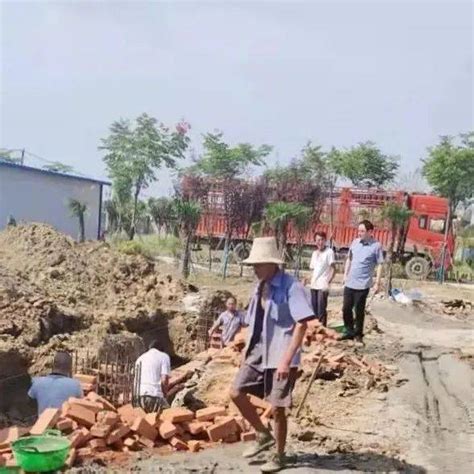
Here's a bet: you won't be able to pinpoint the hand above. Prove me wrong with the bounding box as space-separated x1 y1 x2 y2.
276 361 290 381
208 329 213 337
373 281 382 294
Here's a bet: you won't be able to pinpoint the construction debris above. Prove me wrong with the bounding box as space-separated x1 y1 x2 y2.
0 390 269 468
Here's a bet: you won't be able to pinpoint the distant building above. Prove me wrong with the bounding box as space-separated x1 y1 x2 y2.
0 160 110 240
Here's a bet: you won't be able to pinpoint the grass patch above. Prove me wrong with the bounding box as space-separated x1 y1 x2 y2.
136 234 182 259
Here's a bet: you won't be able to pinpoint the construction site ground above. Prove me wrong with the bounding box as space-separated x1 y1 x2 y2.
1 225 473 473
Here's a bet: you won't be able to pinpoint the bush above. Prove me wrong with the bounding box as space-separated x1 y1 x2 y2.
116 240 152 258
136 234 182 259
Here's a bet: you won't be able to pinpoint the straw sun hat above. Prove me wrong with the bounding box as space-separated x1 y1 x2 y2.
243 237 284 265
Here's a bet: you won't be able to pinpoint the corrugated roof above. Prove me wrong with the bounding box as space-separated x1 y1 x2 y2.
0 159 110 186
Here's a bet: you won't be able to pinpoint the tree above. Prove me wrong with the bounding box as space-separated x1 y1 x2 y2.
292 205 313 277
68 199 88 242
174 199 201 279
380 203 413 293
100 114 190 240
192 132 271 278
329 141 399 187
423 133 474 282
43 162 75 173
148 197 176 235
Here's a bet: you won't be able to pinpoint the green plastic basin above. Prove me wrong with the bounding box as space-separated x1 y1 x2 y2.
11 430 70 473
329 323 345 334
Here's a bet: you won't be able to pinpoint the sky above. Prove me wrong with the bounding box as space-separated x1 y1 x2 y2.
1 0 472 196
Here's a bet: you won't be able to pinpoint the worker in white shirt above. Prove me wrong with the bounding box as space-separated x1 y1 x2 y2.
134 340 171 413
308 231 336 326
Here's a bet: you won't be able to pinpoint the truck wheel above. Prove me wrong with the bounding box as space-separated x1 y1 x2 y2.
234 243 250 262
405 256 431 280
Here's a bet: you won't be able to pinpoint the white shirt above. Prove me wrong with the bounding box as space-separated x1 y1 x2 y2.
135 349 171 398
309 247 335 290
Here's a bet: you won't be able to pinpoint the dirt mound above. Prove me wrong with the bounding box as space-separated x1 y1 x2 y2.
0 224 197 376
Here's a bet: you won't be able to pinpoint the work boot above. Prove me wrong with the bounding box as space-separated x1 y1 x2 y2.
242 430 275 458
354 335 364 344
260 453 296 473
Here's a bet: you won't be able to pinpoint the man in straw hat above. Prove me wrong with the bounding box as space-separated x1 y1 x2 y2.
230 237 315 473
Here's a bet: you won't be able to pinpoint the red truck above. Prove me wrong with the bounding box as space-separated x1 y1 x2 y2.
190 183 454 279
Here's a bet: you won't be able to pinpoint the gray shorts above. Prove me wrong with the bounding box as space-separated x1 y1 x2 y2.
233 364 298 408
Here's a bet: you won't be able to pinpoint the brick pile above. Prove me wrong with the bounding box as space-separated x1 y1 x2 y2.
0 391 270 468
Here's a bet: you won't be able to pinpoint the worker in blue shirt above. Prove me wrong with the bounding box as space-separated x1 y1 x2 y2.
342 219 384 342
28 352 82 415
230 237 314 473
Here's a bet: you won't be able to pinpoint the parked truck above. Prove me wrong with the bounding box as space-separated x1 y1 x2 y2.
186 179 454 280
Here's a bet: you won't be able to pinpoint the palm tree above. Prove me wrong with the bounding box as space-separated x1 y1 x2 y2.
381 202 413 293
174 199 201 279
68 199 88 242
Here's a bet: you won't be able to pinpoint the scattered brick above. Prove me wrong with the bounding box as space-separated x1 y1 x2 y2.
196 406 227 422
30 408 60 435
145 412 160 427
182 421 206 435
89 439 107 451
170 436 188 451
187 440 202 452
87 392 117 412
65 404 96 428
65 448 76 468
138 436 155 449
56 418 74 433
69 430 87 449
97 411 120 427
68 397 102 414
168 370 193 389
241 431 256 442
161 407 195 423
223 432 239 443
106 424 131 445
206 417 238 442
157 420 178 440
247 394 271 411
76 447 93 458
90 423 112 438
123 437 140 450
130 417 157 442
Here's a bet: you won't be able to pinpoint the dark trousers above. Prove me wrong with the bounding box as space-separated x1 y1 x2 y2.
310 289 329 326
342 287 370 337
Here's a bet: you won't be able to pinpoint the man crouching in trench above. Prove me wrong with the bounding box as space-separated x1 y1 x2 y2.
230 237 315 473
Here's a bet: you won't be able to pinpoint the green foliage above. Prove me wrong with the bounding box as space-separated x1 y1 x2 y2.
174 199 201 234
148 197 176 233
422 133 474 211
43 162 75 173
100 114 190 239
137 235 182 259
380 202 413 228
116 240 152 258
194 131 271 179
329 141 399 187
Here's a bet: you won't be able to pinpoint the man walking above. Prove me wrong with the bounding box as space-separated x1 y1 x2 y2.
208 296 245 347
230 237 314 473
28 352 82 415
342 220 384 342
309 231 336 327
134 340 171 413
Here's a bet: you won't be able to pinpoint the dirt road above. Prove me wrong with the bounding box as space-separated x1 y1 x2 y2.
124 290 473 474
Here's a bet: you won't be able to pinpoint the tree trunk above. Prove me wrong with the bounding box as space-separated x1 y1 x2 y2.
79 214 85 243
222 232 231 280
439 201 453 284
129 185 141 240
182 233 192 279
208 234 212 271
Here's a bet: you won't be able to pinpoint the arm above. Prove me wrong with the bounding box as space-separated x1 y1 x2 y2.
343 250 352 284
277 320 308 381
208 314 223 336
373 244 385 293
161 355 171 397
327 249 336 285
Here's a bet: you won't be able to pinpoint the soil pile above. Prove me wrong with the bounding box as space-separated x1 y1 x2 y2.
0 223 197 376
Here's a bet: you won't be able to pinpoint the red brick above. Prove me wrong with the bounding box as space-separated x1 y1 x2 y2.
157 420 178 440
144 412 160 427
118 404 146 425
223 432 239 443
196 406 227 422
76 447 93 458
89 438 106 451
0 427 22 449
182 421 206 435
170 436 188 451
161 407 195 423
187 440 202 452
130 417 157 442
74 373 97 385
65 404 96 428
262 406 273 419
68 397 102 414
86 392 117 412
90 423 112 438
106 424 131 445
138 436 155 448
56 418 74 433
30 408 60 435
240 431 257 442
168 370 193 389
123 437 140 450
61 401 71 416
235 417 250 434
206 417 238 442
97 411 120 427
69 430 87 449
65 448 76 468
247 394 271 411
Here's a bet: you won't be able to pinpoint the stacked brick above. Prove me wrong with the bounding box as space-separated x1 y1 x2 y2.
0 392 270 468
